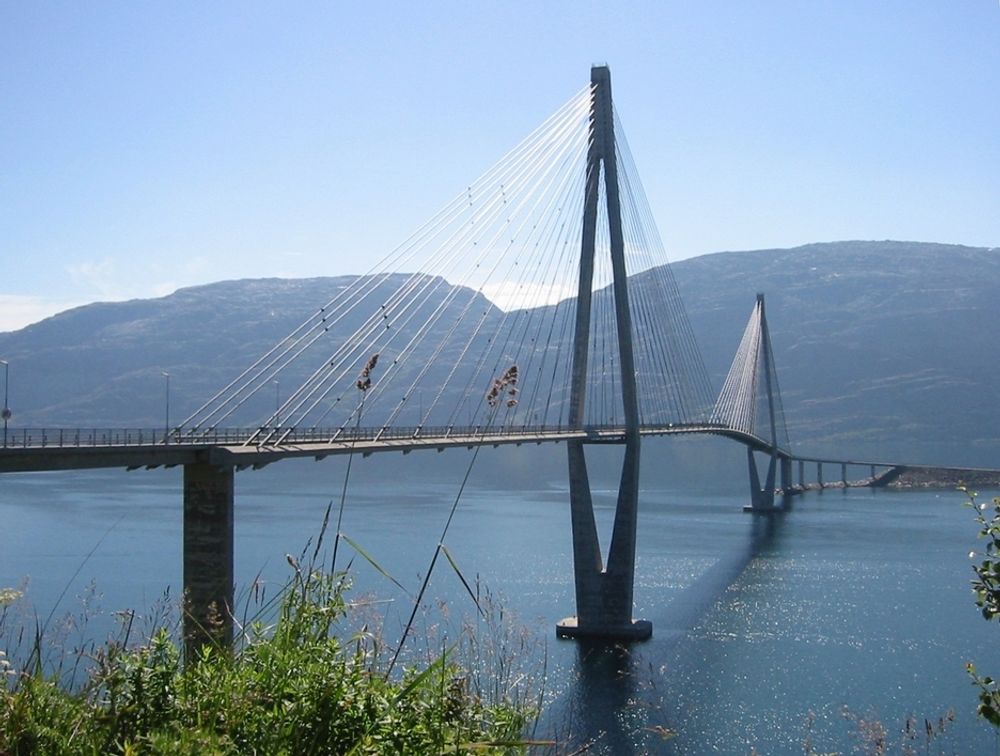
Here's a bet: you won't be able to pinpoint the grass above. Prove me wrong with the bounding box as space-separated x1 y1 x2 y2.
0 542 548 754
1 363 552 754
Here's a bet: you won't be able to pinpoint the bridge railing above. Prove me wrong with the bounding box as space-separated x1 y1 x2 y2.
0 422 733 451
0 427 259 449
1 424 585 449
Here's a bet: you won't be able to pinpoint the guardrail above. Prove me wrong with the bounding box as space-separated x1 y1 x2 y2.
0 422 732 451
2 428 184 449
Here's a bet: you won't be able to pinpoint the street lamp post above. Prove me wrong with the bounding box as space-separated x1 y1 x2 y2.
273 379 280 426
162 371 171 444
1 360 9 449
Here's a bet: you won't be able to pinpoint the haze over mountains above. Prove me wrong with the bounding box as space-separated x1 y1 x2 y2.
1 241 997 468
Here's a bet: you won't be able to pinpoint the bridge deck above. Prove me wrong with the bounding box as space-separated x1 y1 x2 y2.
7 424 985 477
0 423 760 473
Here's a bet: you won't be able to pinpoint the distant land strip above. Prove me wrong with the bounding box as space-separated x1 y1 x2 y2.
887 466 1000 490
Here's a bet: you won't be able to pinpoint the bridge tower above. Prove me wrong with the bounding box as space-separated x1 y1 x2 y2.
556 65 651 641
749 293 781 510
714 293 792 512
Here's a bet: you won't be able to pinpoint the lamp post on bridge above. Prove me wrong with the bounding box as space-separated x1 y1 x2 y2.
162 371 171 444
1 359 9 449
273 379 280 426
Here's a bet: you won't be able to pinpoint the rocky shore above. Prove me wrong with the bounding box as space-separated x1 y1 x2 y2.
886 466 1000 490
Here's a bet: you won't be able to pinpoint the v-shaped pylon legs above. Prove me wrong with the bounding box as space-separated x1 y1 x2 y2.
745 447 780 512
557 438 651 640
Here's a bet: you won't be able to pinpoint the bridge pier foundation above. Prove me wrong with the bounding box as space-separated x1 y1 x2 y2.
183 462 234 657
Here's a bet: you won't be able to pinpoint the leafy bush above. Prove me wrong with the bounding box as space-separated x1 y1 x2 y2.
0 560 542 754
961 484 1000 726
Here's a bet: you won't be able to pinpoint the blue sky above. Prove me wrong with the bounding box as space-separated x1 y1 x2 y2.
2 1 998 330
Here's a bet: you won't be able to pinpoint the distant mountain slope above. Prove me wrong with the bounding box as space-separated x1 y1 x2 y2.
674 241 1000 465
0 275 501 429
1 241 997 466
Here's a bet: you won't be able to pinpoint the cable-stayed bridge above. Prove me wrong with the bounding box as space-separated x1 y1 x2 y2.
0 66 976 648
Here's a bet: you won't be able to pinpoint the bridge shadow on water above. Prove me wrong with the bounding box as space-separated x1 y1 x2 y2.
546 503 791 754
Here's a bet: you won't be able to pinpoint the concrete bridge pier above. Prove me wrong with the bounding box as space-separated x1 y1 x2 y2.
183 462 234 657
780 456 793 502
841 462 848 487
817 462 824 489
798 459 805 488
745 448 778 512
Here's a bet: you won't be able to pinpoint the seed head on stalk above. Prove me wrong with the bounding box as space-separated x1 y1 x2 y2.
486 364 518 408
332 353 381 577
356 353 379 392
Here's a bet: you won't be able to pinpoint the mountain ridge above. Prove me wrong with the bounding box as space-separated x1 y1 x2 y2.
1 240 997 466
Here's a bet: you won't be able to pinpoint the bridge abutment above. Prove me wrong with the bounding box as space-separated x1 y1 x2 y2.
183 461 234 656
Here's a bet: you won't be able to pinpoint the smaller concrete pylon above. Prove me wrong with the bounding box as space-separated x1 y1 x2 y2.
739 293 787 513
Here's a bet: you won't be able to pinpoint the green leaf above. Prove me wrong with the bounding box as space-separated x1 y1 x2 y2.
439 543 485 618
340 534 411 596
393 645 454 703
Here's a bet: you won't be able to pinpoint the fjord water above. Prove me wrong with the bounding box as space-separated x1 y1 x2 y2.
2 454 998 754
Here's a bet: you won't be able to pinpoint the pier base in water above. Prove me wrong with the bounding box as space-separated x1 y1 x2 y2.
556 616 652 641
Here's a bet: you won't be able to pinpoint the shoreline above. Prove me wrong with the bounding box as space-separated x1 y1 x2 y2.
886 466 1000 490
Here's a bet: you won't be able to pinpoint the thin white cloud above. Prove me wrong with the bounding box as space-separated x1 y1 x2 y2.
63 254 189 305
0 295 86 332
151 282 178 297
481 280 577 311
66 257 120 298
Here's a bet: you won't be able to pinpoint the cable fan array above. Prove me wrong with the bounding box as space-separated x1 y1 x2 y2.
711 298 791 451
178 83 714 443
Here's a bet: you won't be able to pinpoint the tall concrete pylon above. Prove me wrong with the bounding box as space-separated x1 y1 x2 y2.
556 66 651 641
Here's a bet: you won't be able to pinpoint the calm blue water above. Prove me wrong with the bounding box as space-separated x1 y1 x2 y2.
2 452 998 754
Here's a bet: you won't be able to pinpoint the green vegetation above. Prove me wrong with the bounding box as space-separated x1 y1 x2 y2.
962 484 1000 727
0 555 545 754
